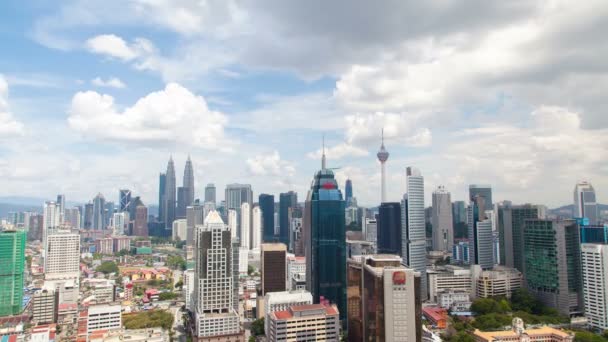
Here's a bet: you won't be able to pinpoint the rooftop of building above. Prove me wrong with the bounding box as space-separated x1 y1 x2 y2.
271 304 339 320
474 326 571 340
423 307 448 322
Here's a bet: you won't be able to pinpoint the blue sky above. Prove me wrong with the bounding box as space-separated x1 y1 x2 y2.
0 1 607 208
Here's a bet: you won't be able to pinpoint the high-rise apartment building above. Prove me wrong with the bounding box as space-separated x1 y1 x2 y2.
259 194 275 242
497 204 539 271
32 288 57 324
304 153 347 323
228 209 238 240
468 194 494 270
524 219 582 316
225 183 253 238
186 201 204 246
279 191 297 248
44 230 80 281
581 243 608 331
432 186 454 253
574 181 598 225
347 255 419 341
92 193 106 230
132 204 148 237
172 219 187 241
111 212 128 236
194 211 241 339
469 184 493 210
261 243 287 296
403 166 427 300
364 218 377 250
56 194 65 224
204 183 216 204
251 205 262 250
119 189 131 212
240 202 251 249
0 230 26 317
377 202 401 255
163 157 176 228
65 207 81 229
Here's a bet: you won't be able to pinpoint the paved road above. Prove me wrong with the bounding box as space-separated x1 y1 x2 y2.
172 303 186 342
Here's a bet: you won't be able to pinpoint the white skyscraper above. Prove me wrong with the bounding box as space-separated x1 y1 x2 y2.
431 186 454 253
43 201 62 260
241 202 251 250
364 218 377 251
172 219 187 241
581 243 608 331
376 130 390 203
194 211 241 339
111 212 128 236
574 181 598 224
228 209 238 240
45 230 80 282
251 205 262 250
403 166 427 300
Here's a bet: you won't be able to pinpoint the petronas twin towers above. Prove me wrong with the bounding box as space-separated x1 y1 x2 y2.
159 156 195 228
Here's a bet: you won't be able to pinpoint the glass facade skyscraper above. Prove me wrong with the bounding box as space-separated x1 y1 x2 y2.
279 191 297 248
524 219 582 316
304 167 347 324
377 202 401 255
259 194 275 242
497 204 538 271
0 230 25 316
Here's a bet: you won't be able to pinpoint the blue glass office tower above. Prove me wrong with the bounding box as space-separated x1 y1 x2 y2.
279 191 297 247
259 194 275 242
377 202 402 255
345 179 353 204
304 155 347 324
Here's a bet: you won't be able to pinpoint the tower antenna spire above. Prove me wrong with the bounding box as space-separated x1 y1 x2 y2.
321 134 327 170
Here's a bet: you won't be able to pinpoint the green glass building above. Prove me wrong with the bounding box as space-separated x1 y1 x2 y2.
0 230 26 316
498 204 538 271
304 160 347 324
523 219 582 316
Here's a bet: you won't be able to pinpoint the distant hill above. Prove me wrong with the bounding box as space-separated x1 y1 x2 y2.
0 203 43 218
549 204 608 217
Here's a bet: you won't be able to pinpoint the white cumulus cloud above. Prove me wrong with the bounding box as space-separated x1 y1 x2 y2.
307 143 368 160
85 34 154 61
68 83 229 149
0 75 24 137
246 151 295 177
345 112 432 147
91 77 126 88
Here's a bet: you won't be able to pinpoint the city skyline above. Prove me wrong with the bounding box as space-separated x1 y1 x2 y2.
1 2 607 208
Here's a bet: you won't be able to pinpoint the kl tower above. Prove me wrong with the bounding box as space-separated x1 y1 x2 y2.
377 129 389 203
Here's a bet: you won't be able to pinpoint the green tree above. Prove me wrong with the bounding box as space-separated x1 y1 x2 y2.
167 255 186 270
251 318 264 336
159 292 178 301
471 298 498 315
574 331 607 342
248 265 255 275
174 280 184 289
96 261 119 274
123 310 174 330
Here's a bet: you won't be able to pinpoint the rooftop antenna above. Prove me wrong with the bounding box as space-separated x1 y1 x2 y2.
321 133 327 170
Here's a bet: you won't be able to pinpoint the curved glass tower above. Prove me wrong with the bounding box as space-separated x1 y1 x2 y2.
304 164 347 324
